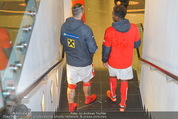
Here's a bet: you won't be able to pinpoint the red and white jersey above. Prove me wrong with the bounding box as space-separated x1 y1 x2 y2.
103 23 140 69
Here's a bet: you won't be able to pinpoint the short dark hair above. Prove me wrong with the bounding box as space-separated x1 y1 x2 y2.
113 5 127 19
72 3 84 18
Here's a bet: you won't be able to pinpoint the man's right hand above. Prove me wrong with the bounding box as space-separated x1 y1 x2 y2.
103 62 109 68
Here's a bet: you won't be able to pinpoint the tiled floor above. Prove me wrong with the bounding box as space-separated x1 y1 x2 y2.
58 68 148 118
58 0 147 118
60 68 143 111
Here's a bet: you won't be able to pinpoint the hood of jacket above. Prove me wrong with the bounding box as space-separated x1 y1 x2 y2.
64 17 83 31
112 19 131 33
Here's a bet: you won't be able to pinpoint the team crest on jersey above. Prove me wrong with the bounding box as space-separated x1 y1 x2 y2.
68 38 75 48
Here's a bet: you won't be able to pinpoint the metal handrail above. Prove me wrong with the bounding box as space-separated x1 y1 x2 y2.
0 46 65 115
0 58 64 115
137 48 178 81
9 58 64 103
6 48 65 104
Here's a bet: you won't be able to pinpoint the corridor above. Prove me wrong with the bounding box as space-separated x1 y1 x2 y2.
58 0 146 118
1 0 178 119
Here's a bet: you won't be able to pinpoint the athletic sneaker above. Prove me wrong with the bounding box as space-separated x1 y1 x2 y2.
69 103 77 112
119 103 126 112
85 94 97 104
106 90 117 102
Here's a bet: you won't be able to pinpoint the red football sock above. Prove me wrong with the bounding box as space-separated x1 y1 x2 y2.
109 77 117 97
68 103 77 112
120 81 128 106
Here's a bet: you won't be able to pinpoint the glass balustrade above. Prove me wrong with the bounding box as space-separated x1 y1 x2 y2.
0 0 40 111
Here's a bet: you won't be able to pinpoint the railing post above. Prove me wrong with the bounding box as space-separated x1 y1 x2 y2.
137 48 140 59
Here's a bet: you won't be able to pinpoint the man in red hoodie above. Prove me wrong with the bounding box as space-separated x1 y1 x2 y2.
102 5 141 112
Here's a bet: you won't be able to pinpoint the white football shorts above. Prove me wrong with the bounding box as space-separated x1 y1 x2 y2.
67 64 95 84
108 65 133 80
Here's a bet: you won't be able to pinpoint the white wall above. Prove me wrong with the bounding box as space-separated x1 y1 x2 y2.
140 0 178 113
15 0 70 112
64 0 72 20
17 0 65 93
